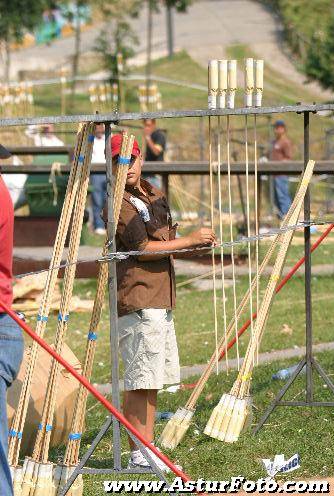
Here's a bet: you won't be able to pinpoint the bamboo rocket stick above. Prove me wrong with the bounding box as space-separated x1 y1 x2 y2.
208 60 219 110
227 60 237 109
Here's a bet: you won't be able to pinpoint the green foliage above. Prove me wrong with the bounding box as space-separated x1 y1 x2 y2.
0 0 50 42
95 24 138 78
164 0 192 12
93 0 140 78
260 0 334 90
304 14 334 90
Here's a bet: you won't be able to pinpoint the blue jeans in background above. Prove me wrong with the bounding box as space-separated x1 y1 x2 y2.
90 174 107 230
142 174 162 190
0 313 24 496
274 175 292 219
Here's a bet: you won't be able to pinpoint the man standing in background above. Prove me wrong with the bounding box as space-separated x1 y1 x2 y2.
143 119 166 188
90 123 107 235
270 119 292 218
0 144 24 496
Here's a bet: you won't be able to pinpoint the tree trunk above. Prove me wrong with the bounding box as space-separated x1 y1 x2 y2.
166 3 174 58
146 0 153 99
4 38 11 84
71 1 82 104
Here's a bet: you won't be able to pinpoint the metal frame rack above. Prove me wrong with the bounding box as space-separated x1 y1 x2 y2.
2 103 334 493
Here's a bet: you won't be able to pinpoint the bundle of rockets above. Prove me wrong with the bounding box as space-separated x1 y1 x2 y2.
208 58 264 110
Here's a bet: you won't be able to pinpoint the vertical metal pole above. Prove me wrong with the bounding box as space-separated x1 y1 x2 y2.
199 116 205 219
105 122 122 470
162 173 169 199
303 111 313 403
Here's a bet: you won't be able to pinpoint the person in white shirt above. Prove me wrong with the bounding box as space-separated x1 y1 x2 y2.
32 124 64 147
90 123 107 235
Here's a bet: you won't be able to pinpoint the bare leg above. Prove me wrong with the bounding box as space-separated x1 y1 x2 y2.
146 389 158 443
124 389 148 450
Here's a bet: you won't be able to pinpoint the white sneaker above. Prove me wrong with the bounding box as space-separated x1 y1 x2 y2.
127 447 182 474
94 228 106 235
127 454 150 470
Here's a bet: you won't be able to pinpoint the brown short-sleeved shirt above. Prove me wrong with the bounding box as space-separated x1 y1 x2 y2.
113 179 176 316
270 136 293 161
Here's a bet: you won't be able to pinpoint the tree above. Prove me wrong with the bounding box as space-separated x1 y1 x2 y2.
0 0 50 82
152 0 192 59
94 0 140 77
164 0 192 58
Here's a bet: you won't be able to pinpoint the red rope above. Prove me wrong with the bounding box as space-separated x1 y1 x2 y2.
181 223 334 389
218 224 334 360
0 300 191 484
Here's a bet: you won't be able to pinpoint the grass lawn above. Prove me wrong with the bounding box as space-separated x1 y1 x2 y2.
20 264 334 493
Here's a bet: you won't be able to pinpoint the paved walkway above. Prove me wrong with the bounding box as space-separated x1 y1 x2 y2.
7 1 332 99
174 258 334 279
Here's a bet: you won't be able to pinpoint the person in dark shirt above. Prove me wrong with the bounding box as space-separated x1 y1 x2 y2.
143 119 166 188
144 119 166 161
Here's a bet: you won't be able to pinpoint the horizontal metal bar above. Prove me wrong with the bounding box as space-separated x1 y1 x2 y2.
6 146 73 155
80 467 154 475
275 401 334 407
0 103 332 128
1 160 334 175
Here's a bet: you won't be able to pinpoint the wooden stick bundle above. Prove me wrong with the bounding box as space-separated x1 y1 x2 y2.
204 160 315 443
158 205 294 450
14 123 95 496
8 124 88 472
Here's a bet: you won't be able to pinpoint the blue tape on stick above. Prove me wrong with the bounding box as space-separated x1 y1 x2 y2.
17 432 22 439
58 313 69 322
37 314 48 322
9 429 16 437
118 156 130 166
38 423 53 432
78 155 84 163
88 332 97 341
88 134 95 143
69 432 82 440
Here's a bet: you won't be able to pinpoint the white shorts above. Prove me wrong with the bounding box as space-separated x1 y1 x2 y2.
118 309 180 391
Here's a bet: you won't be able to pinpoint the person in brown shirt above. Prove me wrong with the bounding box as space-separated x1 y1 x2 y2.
270 119 293 218
108 134 216 472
